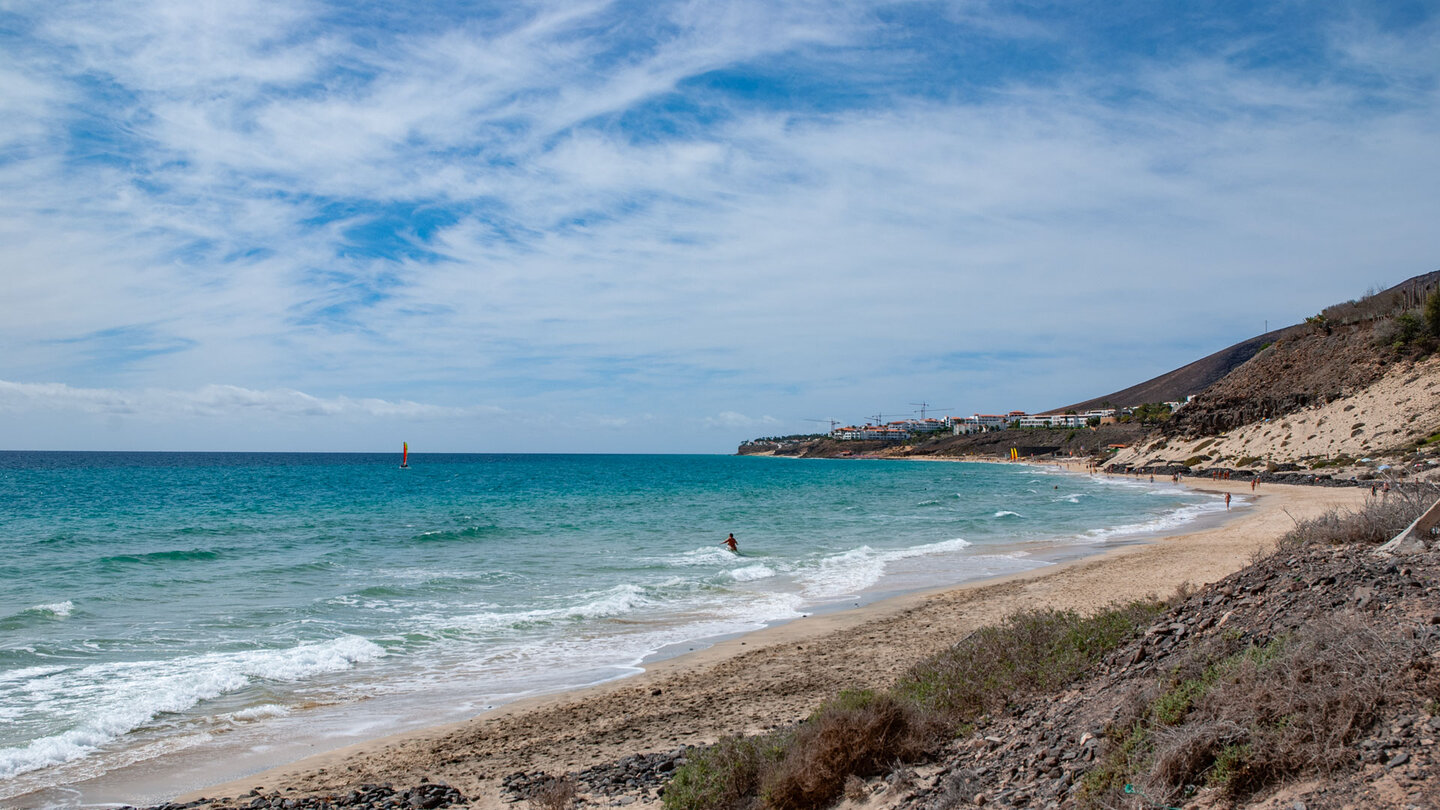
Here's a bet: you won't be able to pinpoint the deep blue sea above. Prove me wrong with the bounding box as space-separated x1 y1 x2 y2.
0 452 1228 805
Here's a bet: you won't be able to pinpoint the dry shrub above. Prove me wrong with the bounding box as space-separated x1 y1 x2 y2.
842 775 868 803
899 602 1163 721
1143 617 1408 802
761 693 938 810
528 776 577 810
1277 489 1435 549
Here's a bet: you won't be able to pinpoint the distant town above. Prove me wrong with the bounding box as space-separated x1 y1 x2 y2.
821 398 1193 441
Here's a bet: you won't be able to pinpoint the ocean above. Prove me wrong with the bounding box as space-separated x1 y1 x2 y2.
0 452 1229 806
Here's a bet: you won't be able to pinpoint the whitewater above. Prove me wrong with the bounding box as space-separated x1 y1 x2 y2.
0 452 1233 805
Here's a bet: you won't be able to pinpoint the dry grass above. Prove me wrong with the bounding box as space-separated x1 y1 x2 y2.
895 602 1164 722
1276 488 1436 549
1083 617 1410 807
761 692 938 810
527 775 577 810
842 775 868 803
1169 620 1398 795
663 604 1160 810
1079 488 1440 807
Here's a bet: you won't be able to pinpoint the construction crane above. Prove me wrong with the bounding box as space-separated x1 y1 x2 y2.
909 402 954 420
804 418 841 433
868 412 904 425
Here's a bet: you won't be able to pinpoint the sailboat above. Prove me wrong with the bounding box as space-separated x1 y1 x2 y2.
400 441 410 469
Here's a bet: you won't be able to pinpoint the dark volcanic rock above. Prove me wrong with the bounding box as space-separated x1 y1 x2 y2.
124 783 466 810
894 536 1440 810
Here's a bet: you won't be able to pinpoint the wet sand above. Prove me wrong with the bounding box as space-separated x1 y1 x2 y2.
151 477 1364 810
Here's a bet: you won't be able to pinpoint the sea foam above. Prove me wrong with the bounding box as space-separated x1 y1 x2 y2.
29 601 74 618
797 537 973 598
0 635 383 781
2 452 1222 797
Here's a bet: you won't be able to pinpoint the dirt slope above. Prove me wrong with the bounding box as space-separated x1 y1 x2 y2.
1053 326 1301 414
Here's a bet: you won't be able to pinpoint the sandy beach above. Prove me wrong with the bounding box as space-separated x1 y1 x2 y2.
151 474 1368 810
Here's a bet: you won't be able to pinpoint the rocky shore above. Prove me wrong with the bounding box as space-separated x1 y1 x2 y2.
890 520 1440 809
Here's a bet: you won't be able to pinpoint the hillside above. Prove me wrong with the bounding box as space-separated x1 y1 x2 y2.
889 495 1440 810
744 271 1440 484
1108 272 1440 479
1051 325 1302 415
1165 321 1405 440
1055 271 1440 416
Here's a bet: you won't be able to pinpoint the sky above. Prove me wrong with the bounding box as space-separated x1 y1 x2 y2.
1 1 1438 454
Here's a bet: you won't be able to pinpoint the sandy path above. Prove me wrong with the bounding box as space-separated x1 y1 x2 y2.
180 478 1365 809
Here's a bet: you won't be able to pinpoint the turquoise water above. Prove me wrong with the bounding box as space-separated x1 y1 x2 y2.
0 452 1224 802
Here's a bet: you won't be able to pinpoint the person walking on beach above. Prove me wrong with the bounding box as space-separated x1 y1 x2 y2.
1225 492 1232 510
723 533 738 552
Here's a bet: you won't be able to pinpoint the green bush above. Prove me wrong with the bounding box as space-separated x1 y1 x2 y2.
665 603 1162 810
1081 620 1400 807
664 734 787 810
897 603 1163 721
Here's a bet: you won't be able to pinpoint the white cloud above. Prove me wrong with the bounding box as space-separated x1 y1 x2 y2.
0 379 498 421
701 411 781 430
1 2 1438 450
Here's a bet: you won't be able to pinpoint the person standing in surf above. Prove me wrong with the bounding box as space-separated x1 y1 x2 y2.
723 533 738 552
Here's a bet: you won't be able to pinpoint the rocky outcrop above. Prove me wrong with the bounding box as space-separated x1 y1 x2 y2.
1166 321 1394 440
890 524 1440 810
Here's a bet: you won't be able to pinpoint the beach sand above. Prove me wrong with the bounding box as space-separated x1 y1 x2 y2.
175 476 1366 810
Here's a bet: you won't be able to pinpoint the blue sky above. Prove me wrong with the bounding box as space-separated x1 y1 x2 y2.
1 1 1438 453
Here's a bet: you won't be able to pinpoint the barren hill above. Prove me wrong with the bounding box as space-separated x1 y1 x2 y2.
1051 326 1301 414
1163 319 1394 440
1055 271 1440 417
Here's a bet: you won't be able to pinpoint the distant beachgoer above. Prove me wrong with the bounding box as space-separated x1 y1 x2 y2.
1225 493 1232 510
1251 478 1256 491
723 533 738 552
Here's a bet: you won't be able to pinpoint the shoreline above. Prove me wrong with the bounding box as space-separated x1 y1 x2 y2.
25 457 1208 807
99 477 1365 810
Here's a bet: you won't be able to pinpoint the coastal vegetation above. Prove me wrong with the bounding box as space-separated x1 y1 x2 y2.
663 493 1437 810
1078 491 1435 807
662 602 1166 810
1378 287 1440 355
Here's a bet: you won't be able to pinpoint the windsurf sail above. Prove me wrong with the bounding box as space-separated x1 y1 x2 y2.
401 442 409 468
